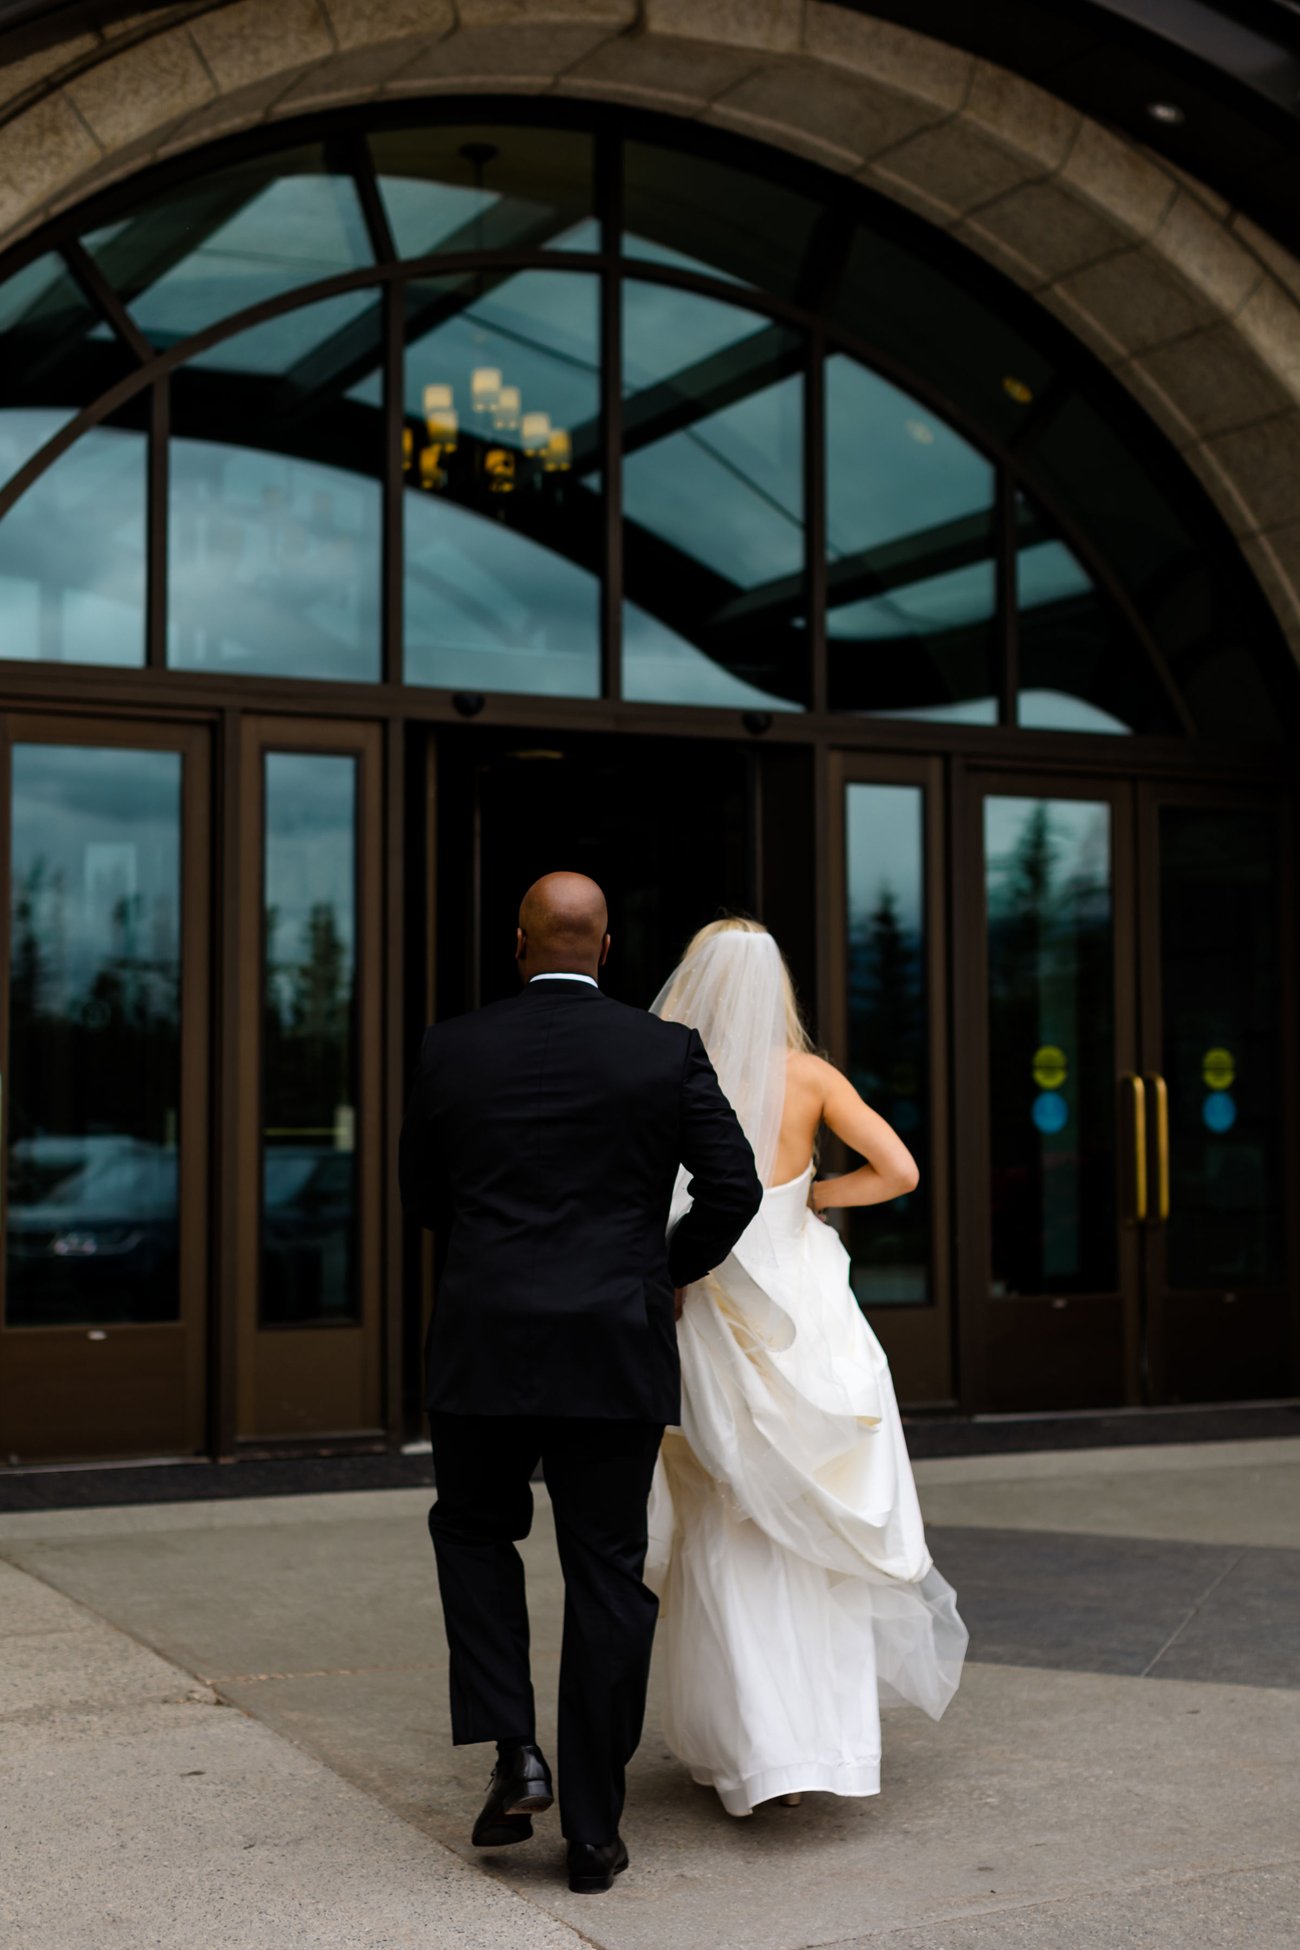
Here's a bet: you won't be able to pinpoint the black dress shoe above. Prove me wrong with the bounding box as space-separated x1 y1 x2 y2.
470 1743 554 1848
567 1835 629 1893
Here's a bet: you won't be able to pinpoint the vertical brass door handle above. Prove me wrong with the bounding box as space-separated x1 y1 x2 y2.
1144 1072 1170 1224
1121 1073 1147 1225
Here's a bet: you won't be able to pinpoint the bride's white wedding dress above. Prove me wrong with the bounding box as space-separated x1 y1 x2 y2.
644 931 967 1818
646 1167 967 1814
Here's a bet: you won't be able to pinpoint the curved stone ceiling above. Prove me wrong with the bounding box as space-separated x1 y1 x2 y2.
1 0 1298 660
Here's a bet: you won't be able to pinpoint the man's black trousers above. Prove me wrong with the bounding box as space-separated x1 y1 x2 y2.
427 1413 665 1846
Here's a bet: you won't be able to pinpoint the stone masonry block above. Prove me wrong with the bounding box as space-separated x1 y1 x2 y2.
1230 215 1300 307
322 0 455 49
0 94 103 204
1155 190 1261 319
710 58 942 166
966 179 1121 285
189 0 335 94
1132 322 1292 441
804 3 970 113
1232 276 1300 396
393 21 622 85
456 0 633 21
964 58 1078 172
0 32 99 111
645 0 803 54
1054 244 1222 357
1201 409 1300 534
561 31 765 109
66 27 215 154
1058 120 1176 243
872 117 1041 220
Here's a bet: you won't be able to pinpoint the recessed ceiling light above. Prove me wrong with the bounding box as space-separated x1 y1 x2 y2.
1002 375 1034 404
1146 101 1185 125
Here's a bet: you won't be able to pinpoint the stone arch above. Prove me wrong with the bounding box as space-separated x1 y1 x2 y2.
2 0 1299 657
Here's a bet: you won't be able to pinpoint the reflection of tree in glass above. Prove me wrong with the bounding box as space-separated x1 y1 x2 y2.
986 801 1113 1294
264 899 354 1139
846 878 928 1299
849 884 920 1102
7 857 180 1152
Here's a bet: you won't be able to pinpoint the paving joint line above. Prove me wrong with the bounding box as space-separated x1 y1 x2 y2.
1139 1546 1247 1679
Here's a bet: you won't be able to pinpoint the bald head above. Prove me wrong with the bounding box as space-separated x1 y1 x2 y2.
516 872 610 982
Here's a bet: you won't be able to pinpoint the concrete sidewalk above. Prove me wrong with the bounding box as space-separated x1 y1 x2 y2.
2 1437 1298 1949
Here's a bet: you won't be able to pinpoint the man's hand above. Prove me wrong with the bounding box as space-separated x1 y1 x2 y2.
674 1287 686 1321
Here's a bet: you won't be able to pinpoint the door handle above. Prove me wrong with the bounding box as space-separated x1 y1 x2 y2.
1144 1072 1170 1224
1121 1073 1146 1225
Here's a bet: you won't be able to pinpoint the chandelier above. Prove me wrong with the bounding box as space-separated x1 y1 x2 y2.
403 366 573 496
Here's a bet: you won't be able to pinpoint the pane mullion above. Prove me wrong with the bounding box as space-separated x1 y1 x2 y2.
382 281 404 687
996 467 1018 726
807 328 827 716
600 133 623 703
146 378 169 671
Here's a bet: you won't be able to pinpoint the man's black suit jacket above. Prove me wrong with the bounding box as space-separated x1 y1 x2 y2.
399 976 763 1422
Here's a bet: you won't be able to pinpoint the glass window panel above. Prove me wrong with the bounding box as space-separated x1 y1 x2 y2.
262 753 359 1327
81 145 373 347
403 272 600 696
623 141 820 296
0 411 146 666
622 281 807 708
1015 493 1180 734
834 228 1054 446
169 295 383 680
6 745 182 1326
985 797 1116 1296
1026 397 1285 740
844 784 931 1307
370 124 594 260
826 355 997 721
0 254 137 478
1159 807 1285 1289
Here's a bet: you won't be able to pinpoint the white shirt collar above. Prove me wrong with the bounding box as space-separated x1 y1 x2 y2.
529 971 599 988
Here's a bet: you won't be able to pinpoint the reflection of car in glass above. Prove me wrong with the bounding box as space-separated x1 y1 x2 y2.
261 1146 355 1323
6 1137 178 1326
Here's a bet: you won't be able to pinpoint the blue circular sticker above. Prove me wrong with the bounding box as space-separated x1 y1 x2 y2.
1203 1092 1236 1133
1032 1090 1069 1135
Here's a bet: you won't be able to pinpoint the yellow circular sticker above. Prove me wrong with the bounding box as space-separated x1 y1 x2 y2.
1032 1044 1068 1090
1202 1047 1235 1090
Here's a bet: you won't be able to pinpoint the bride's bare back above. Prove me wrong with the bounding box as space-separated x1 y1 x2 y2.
772 1050 919 1213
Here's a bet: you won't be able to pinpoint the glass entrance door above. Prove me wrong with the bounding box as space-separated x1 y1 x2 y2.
961 770 1293 1411
1137 784 1293 1403
0 717 210 1461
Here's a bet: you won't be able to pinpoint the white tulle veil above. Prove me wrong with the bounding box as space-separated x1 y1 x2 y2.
650 924 788 1187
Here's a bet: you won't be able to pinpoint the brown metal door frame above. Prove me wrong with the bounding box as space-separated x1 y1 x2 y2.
827 749 954 1406
233 714 386 1445
953 762 1142 1413
0 711 211 1462
1134 775 1298 1402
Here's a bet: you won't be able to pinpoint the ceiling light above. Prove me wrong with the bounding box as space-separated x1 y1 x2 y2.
1146 101 1185 125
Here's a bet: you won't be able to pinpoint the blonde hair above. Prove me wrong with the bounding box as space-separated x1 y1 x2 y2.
676 915 814 1054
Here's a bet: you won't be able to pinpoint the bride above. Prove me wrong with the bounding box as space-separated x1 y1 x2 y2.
646 916 968 1818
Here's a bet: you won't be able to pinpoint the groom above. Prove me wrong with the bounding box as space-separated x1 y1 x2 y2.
400 872 761 1893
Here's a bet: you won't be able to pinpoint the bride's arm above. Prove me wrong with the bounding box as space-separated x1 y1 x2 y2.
806 1057 919 1212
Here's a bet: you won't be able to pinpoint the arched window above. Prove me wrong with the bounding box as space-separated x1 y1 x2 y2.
0 108 1288 739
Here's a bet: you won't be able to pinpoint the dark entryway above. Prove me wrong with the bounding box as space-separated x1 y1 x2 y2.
430 727 812 1018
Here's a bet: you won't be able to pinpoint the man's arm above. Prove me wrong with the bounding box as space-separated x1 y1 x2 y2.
668 1029 764 1290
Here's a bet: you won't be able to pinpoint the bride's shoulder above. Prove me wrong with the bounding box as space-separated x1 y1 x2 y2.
785 1048 838 1094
